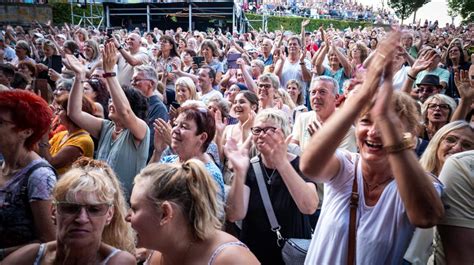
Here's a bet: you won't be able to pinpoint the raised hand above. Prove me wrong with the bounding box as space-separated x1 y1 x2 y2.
102 42 118 73
259 128 291 166
301 19 310 28
307 121 320 136
214 109 228 134
410 49 436 75
65 54 86 75
454 69 474 100
153 118 172 153
361 30 401 101
224 138 250 176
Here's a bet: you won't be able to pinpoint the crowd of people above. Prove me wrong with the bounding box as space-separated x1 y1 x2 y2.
247 1 395 24
0 16 473 265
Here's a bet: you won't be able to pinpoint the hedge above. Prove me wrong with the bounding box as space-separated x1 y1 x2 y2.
245 13 372 32
49 2 103 26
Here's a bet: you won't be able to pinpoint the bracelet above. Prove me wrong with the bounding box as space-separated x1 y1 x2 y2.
383 133 415 154
299 62 305 65
102 72 117 78
407 73 416 81
117 45 123 50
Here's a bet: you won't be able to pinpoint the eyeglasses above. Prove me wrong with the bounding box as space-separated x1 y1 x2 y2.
258 83 272 90
55 201 111 217
427 103 450 110
250 126 277 135
418 87 435 94
442 135 473 150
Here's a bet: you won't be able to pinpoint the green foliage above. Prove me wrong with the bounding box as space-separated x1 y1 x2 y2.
245 13 371 33
448 0 474 23
388 0 430 23
49 2 103 26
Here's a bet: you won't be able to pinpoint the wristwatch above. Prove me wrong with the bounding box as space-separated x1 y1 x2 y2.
102 72 117 78
384 133 416 154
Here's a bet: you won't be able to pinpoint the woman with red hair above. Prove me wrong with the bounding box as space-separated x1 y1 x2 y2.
0 90 57 260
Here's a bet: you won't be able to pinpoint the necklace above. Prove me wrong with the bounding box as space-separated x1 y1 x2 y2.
263 165 277 185
363 176 393 193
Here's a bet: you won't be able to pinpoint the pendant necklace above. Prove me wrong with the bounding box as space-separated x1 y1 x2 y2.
263 164 277 185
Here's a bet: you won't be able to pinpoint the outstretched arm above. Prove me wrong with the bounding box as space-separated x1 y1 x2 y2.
300 32 399 182
102 43 148 142
66 54 104 139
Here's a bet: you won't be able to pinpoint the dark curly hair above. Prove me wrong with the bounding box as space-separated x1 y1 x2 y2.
123 86 148 121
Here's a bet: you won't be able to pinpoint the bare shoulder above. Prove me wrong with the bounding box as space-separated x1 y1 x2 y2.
107 251 136 265
100 244 135 265
2 243 42 265
210 232 260 265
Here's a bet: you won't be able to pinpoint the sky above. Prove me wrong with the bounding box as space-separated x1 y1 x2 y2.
356 0 462 26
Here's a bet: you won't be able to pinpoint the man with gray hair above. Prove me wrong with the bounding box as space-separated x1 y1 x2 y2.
132 65 168 160
291 76 356 152
113 32 151 87
291 76 356 218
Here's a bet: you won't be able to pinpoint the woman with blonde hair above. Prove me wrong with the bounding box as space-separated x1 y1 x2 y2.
2 157 136 264
175 76 198 105
127 160 259 265
420 94 457 140
419 120 473 176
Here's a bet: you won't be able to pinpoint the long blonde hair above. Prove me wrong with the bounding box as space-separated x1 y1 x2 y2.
134 159 222 241
54 158 135 253
419 120 473 175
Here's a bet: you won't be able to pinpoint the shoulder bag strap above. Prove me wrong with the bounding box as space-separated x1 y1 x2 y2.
250 155 284 246
347 156 359 265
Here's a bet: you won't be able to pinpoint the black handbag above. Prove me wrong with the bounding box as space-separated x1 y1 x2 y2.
250 156 311 265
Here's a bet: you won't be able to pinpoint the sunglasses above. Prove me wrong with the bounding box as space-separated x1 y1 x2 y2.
54 201 111 217
250 126 277 135
257 83 272 90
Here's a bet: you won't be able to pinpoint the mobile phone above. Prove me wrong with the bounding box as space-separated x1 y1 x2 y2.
192 56 204 68
106 28 113 38
227 53 241 69
166 64 173 73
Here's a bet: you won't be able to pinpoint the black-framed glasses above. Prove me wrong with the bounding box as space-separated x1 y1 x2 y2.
427 103 449 110
54 201 112 217
250 126 277 135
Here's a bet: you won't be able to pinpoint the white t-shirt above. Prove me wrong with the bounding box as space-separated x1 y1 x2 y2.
117 49 151 87
305 150 442 265
393 65 411 91
292 111 357 152
280 58 312 101
198 89 223 105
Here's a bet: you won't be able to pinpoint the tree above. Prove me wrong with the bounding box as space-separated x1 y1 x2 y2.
388 0 431 24
448 0 474 23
